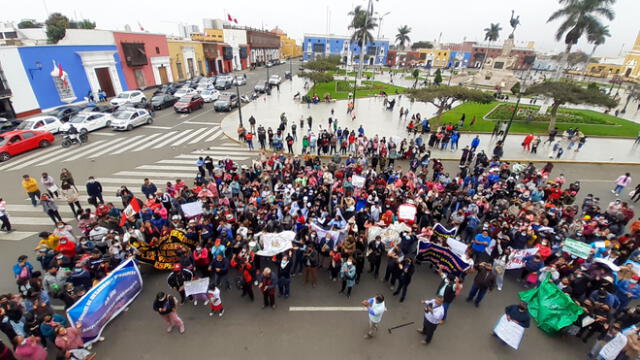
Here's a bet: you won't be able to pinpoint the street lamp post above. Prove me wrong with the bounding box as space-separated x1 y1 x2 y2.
352 0 375 108
235 70 243 128
501 68 532 143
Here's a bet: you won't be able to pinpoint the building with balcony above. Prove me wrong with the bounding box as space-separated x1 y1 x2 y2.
271 27 301 59
303 34 389 66
167 38 206 80
623 31 640 80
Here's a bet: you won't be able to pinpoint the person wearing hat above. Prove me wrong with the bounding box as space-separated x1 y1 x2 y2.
167 264 193 304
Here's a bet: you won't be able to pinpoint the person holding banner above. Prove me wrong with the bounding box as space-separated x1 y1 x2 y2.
153 291 185 334
54 322 97 359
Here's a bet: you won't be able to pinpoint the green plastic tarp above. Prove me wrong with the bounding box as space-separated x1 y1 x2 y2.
519 279 584 334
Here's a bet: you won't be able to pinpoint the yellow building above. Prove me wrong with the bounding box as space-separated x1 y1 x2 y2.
623 31 640 80
586 58 625 78
417 48 450 68
167 38 206 80
271 27 302 59
190 29 224 43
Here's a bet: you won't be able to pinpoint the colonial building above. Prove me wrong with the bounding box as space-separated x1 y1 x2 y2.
302 34 389 66
272 27 302 59
623 31 640 80
167 38 206 80
247 29 280 66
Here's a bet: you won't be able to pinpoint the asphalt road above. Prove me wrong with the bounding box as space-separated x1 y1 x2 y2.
0 60 638 359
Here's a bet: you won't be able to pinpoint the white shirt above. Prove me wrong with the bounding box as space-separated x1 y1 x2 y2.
208 288 222 306
423 299 444 324
367 298 386 323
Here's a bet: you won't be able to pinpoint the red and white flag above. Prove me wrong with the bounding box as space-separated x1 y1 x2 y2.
137 21 145 31
227 14 238 24
120 199 141 226
58 64 68 86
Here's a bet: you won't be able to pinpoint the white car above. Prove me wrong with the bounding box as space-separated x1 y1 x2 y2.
16 116 62 134
174 87 197 98
233 76 247 86
196 83 213 93
200 89 221 103
110 90 146 106
110 109 153 131
269 75 281 85
59 113 111 134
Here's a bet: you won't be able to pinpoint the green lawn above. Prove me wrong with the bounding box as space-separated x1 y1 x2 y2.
435 102 640 137
329 69 374 78
404 76 426 81
306 80 406 100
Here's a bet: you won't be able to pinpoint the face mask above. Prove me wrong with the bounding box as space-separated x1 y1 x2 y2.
196 247 202 252
89 180 95 183
347 261 353 266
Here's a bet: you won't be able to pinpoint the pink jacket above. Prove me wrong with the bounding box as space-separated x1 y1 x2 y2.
14 341 47 360
616 175 632 187
55 327 84 353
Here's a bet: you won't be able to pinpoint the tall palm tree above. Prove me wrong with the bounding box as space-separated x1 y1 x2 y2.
583 24 610 79
547 0 616 79
480 23 502 70
396 25 412 50
348 5 378 45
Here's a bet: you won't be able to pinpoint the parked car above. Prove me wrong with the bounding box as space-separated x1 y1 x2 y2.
233 76 247 86
174 95 205 113
110 90 146 106
0 118 21 134
254 81 269 93
173 87 197 98
151 94 178 110
16 116 62 134
110 109 153 131
79 104 116 114
46 105 81 122
269 75 282 85
265 62 273 68
215 76 233 90
153 84 178 96
196 83 213 93
59 113 111 134
0 130 55 162
213 93 238 112
200 89 221 103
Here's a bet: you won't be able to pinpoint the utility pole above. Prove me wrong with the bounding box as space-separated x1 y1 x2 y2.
502 67 532 143
235 69 243 127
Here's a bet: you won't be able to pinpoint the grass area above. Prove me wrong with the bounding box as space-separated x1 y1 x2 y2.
404 76 426 81
330 69 374 77
435 101 640 137
306 80 406 100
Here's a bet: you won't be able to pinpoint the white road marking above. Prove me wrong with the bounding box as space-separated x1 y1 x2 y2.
153 130 191 149
0 145 62 171
8 217 74 226
156 157 248 164
8 140 108 170
288 307 366 312
114 171 195 178
95 177 176 185
145 125 173 130
88 135 146 159
188 128 219 144
185 121 218 126
137 165 198 171
206 130 224 142
171 127 208 146
200 146 251 151
135 131 178 151
175 154 251 160
0 232 37 241
7 204 75 214
64 138 123 162
91 132 116 136
112 133 163 154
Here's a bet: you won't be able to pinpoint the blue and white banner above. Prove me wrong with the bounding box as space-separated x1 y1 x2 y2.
66 259 143 345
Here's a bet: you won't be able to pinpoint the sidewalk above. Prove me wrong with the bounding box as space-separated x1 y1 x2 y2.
220 76 640 164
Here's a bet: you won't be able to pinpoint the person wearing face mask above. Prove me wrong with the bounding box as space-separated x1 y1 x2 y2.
367 236 385 278
339 256 357 298
277 253 292 298
55 237 77 260
85 177 103 207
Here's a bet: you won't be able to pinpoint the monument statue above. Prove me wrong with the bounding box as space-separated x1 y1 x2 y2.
509 10 520 39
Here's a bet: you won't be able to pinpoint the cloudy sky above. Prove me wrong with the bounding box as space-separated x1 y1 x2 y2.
7 0 639 57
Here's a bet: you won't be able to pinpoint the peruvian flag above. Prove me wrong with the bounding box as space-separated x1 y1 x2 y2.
137 21 145 31
58 63 68 87
120 198 141 226
227 14 238 24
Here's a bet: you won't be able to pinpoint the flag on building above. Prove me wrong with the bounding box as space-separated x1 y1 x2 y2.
227 14 238 24
58 63 68 87
137 21 145 31
120 199 141 226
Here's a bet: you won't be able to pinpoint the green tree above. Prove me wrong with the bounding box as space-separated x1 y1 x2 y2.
395 25 411 50
411 68 420 88
547 0 616 78
622 83 640 113
586 24 611 66
298 71 334 93
69 19 96 29
587 82 600 91
433 69 443 86
524 81 618 130
45 13 69 43
480 23 502 70
302 59 339 72
411 41 433 50
408 86 494 125
511 82 521 95
17 20 42 29
348 5 378 45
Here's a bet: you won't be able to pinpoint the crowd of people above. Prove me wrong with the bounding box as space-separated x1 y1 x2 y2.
1 105 640 359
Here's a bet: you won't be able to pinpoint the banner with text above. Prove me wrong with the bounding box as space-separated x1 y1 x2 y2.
257 231 295 256
133 229 198 270
417 241 470 275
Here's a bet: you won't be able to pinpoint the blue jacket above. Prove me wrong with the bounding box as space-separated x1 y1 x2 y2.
471 137 480 148
86 181 103 196
13 262 33 278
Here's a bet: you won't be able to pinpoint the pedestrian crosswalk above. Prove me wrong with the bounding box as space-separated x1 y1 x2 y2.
0 126 224 172
0 142 257 241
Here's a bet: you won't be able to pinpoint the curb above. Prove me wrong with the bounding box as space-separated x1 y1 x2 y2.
219 125 640 166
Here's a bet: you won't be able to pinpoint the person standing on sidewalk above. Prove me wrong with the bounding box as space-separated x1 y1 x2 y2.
153 291 185 334
362 294 386 339
417 296 445 345
0 198 12 232
21 175 41 208
613 173 632 196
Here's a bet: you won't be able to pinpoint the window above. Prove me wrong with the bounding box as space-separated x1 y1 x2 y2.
45 118 56 124
22 132 35 139
3 32 17 39
155 47 160 54
52 76 76 103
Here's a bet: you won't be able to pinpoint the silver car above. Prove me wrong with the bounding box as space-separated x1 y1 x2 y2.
110 109 153 131
233 76 247 86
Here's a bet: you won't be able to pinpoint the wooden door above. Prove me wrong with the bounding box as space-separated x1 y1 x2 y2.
158 66 169 84
187 58 194 78
95 67 115 97
134 69 146 89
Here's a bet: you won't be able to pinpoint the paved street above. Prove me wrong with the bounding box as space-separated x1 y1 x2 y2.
0 62 639 360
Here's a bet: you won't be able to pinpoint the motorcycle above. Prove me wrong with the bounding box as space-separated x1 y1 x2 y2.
61 132 88 148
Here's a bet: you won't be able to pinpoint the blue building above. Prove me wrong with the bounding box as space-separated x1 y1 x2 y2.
302 34 389 66
447 51 472 69
15 45 127 113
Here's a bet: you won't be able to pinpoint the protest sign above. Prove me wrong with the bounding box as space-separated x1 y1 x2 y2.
505 248 539 270
67 259 142 345
181 201 203 218
257 231 295 256
352 175 366 188
493 314 525 350
563 238 592 259
133 229 198 270
397 203 417 224
311 223 347 245
598 332 627 360
433 223 458 238
184 278 210 297
416 241 470 275
366 222 411 249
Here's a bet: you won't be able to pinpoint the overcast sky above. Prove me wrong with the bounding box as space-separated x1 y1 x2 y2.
7 0 639 57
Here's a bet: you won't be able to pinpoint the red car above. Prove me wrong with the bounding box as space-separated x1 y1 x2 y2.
174 94 204 113
0 130 55 162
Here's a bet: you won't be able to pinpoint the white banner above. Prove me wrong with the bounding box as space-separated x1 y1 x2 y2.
366 222 411 249
352 175 366 188
181 201 203 218
397 204 417 223
599 332 627 360
494 314 525 350
505 248 539 270
257 231 295 256
184 278 209 297
446 238 469 258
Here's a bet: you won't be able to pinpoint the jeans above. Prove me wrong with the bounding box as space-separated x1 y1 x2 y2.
214 272 230 290
47 210 62 224
278 277 290 297
27 190 41 207
340 280 352 296
613 185 625 194
160 312 184 331
442 302 451 320
466 284 488 305
0 215 11 231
